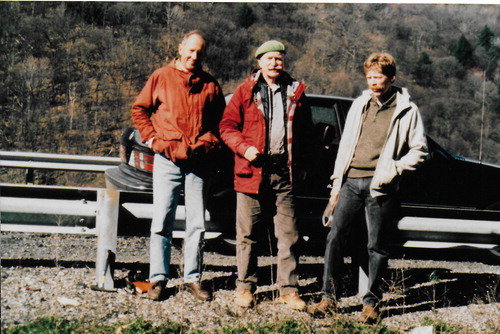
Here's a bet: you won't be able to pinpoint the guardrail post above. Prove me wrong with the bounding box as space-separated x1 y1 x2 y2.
26 168 34 184
95 189 120 291
358 266 368 296
357 209 370 296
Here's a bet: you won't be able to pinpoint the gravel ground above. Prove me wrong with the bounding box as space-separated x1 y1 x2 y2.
1 232 499 333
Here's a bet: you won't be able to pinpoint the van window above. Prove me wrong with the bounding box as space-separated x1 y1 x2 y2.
298 97 351 197
308 98 345 146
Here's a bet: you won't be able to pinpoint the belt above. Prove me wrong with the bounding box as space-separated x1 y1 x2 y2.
257 154 288 174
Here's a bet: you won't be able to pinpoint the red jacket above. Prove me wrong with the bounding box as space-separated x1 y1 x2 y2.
220 71 313 194
131 60 225 162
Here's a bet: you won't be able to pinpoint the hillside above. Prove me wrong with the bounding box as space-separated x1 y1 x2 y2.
1 2 499 170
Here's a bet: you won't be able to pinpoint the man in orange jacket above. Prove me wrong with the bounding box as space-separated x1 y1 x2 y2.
131 31 225 301
220 40 313 310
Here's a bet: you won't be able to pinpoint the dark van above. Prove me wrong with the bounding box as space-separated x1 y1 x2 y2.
105 94 500 256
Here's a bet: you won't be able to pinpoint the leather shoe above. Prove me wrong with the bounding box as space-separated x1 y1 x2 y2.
308 297 336 316
278 292 306 311
358 304 379 324
235 289 254 308
147 280 168 301
184 282 211 301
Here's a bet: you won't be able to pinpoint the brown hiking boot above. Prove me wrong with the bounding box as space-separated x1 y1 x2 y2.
184 282 211 301
358 304 379 324
147 280 168 301
308 297 336 316
235 289 254 308
278 292 306 311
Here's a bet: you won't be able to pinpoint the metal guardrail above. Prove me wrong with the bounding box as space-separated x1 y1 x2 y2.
1 183 119 290
0 150 121 183
0 150 121 167
0 183 220 291
1 184 100 234
1 151 121 290
0 183 218 238
1 151 499 291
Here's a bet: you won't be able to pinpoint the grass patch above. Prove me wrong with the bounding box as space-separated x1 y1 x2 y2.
325 318 400 334
1 318 188 334
1 318 80 334
420 316 461 334
1 317 404 334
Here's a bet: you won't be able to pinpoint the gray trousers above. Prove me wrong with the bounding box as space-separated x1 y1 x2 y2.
236 167 299 295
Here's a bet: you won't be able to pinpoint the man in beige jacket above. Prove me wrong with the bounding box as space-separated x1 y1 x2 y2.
311 53 428 323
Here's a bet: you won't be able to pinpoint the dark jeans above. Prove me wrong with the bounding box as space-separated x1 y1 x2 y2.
322 177 397 306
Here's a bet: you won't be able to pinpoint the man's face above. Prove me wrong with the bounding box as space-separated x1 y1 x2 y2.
178 34 205 72
258 51 284 83
365 69 395 99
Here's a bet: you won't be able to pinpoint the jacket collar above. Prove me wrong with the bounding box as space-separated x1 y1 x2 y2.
247 70 304 101
360 86 412 117
168 58 203 88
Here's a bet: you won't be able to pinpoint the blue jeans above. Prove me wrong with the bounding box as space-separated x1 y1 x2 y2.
149 153 206 283
322 177 396 306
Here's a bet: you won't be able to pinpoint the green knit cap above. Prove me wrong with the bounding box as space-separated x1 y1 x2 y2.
255 40 286 59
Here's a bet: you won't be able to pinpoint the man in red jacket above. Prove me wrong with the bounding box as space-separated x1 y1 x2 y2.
220 40 313 310
131 31 225 301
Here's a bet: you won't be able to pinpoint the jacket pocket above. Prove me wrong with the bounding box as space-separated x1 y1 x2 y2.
234 159 253 177
372 160 400 192
152 132 189 162
191 132 220 155
242 112 261 136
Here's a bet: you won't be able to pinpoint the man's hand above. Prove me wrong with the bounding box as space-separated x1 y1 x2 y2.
244 146 260 162
322 192 339 227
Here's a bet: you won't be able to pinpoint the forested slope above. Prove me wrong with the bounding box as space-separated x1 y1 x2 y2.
1 2 499 168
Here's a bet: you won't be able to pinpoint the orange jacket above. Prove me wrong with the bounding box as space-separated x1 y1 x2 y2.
131 60 225 162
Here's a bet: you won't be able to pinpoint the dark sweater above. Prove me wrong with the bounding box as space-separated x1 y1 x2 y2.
348 88 397 178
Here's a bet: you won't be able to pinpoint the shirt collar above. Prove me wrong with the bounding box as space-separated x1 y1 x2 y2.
372 87 397 107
